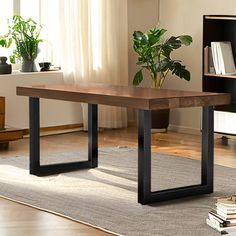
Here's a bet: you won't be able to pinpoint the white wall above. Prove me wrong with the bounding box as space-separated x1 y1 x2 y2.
0 71 82 129
159 0 236 133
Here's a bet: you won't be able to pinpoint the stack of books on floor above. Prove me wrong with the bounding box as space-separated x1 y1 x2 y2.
207 195 236 234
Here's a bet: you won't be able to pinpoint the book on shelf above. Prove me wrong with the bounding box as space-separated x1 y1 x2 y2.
207 195 236 234
204 46 215 74
210 41 236 75
211 43 220 74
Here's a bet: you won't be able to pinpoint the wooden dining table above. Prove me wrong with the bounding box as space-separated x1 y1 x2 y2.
16 82 230 205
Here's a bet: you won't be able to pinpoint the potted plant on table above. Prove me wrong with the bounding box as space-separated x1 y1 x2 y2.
133 25 192 131
1 15 42 72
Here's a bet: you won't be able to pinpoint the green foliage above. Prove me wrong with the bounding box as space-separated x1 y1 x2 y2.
0 15 42 63
133 69 144 86
133 25 192 88
0 37 12 48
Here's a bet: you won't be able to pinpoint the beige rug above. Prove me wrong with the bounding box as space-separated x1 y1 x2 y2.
0 147 235 236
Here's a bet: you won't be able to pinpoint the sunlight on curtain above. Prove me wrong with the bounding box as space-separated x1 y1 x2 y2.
41 0 128 129
40 0 61 66
91 0 102 70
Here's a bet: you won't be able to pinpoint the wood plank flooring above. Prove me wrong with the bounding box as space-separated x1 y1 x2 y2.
0 127 236 235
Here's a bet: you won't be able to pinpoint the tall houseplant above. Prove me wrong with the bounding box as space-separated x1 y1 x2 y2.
133 25 192 130
2 15 42 72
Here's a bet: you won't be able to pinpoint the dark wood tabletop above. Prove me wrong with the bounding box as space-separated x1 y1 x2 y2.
16 82 231 110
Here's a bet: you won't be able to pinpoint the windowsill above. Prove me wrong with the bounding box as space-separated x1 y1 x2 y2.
0 69 62 76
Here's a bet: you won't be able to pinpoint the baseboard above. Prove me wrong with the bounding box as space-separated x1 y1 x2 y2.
0 128 24 144
23 123 84 137
21 122 200 137
168 124 201 135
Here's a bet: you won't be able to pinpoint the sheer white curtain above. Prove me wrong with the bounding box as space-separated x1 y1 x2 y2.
41 0 128 129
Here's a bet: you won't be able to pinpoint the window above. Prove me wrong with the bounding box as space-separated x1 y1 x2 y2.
0 0 60 67
0 0 13 35
0 0 13 58
20 0 40 22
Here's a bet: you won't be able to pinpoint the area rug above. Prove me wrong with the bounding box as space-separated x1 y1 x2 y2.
0 147 236 236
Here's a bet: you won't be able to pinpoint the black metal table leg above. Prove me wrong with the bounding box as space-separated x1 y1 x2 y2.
29 97 40 174
29 98 98 176
88 104 98 168
138 106 214 205
138 110 151 204
201 106 214 192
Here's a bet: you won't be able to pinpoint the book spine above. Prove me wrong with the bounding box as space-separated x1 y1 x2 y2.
208 214 226 227
204 46 209 74
208 47 215 74
209 211 231 225
217 203 236 213
217 209 236 220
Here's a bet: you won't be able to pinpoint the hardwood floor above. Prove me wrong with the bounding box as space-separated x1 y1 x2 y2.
0 198 110 236
0 127 236 235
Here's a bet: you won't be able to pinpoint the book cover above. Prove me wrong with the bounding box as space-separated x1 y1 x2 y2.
219 41 236 74
211 42 220 74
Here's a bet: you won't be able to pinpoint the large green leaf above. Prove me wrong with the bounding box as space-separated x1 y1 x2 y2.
133 69 144 86
166 36 182 49
133 31 148 46
178 35 193 46
148 27 167 45
170 62 191 81
158 58 171 72
161 44 172 59
161 37 183 59
133 31 144 41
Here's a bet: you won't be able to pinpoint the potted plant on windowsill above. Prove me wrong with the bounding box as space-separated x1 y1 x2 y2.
133 25 192 131
0 37 12 74
1 15 42 72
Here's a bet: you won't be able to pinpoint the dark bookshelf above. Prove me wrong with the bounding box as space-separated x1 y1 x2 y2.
203 15 236 136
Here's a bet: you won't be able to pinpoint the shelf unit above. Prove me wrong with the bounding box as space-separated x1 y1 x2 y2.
203 15 236 136
204 73 236 79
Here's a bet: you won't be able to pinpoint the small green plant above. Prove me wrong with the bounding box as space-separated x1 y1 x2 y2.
133 25 193 88
0 15 42 63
